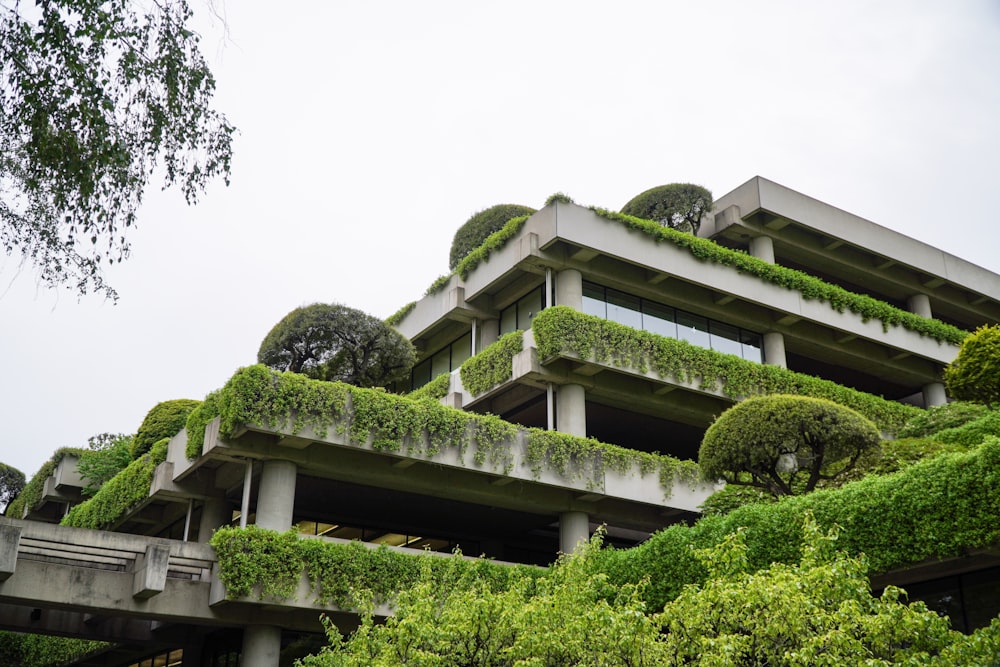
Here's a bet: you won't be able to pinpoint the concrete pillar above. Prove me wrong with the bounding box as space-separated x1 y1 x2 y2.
923 382 948 408
255 460 297 531
749 235 775 263
197 498 232 543
556 268 583 310
559 511 590 554
763 331 787 368
556 384 587 437
907 293 933 319
241 625 281 667
480 317 500 349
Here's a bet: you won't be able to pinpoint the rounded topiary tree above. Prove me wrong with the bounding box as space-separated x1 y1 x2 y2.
449 204 536 270
131 399 202 459
620 183 712 234
258 303 416 388
944 325 1000 408
699 394 881 496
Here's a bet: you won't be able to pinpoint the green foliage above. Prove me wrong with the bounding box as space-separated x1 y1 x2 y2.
0 0 234 299
592 208 969 345
544 191 574 205
449 204 537 270
61 439 169 529
0 462 25 514
384 301 416 327
405 372 451 401
620 182 713 234
698 484 775 516
844 437 967 481
184 391 220 459
932 409 1000 448
4 447 85 519
699 394 882 496
898 401 990 438
459 330 524 395
533 306 920 432
0 632 110 667
258 303 415 388
77 433 134 497
131 399 200 459
945 324 1000 406
424 274 451 296
599 436 1000 611
298 532 658 667
210 525 541 611
455 215 532 280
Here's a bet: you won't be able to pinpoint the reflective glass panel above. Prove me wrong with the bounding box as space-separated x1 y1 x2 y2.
607 289 642 329
451 332 472 367
642 301 676 339
676 311 710 348
709 321 743 358
740 330 763 362
518 286 543 329
500 305 516 335
582 282 606 318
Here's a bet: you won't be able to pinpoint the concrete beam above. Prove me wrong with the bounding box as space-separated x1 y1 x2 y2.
133 544 171 599
0 523 22 581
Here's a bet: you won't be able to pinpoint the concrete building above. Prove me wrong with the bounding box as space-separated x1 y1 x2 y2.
2 176 999 666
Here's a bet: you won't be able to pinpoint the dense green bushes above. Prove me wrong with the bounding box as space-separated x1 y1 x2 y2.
4 448 85 519
620 183 712 234
945 324 1000 405
532 307 920 432
459 330 523 395
898 401 990 438
449 204 537 270
131 399 200 459
0 633 109 667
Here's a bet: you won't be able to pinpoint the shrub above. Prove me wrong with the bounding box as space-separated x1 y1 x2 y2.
944 324 1000 406
898 401 990 438
449 204 536 270
131 399 200 459
620 183 712 234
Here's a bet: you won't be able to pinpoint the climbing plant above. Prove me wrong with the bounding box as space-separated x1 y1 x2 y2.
459 330 524 395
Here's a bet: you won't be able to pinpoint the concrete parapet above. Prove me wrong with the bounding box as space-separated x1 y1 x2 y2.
132 544 171 599
0 523 22 581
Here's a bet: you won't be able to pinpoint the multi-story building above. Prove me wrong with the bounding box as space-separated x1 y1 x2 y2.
2 176 999 666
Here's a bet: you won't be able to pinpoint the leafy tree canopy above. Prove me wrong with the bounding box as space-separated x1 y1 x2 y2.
77 432 133 497
131 398 200 459
0 462 25 513
0 0 234 299
699 394 882 496
448 204 536 270
257 303 416 388
944 324 1000 407
620 183 712 234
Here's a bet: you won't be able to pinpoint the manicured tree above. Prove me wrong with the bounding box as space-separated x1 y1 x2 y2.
620 183 713 234
944 324 1000 407
0 462 25 514
77 433 133 497
448 204 536 270
699 394 881 496
258 303 416 388
130 399 202 459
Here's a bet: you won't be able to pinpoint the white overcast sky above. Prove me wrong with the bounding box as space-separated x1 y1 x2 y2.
2 1 999 480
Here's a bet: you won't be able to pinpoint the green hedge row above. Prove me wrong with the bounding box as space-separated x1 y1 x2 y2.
0 632 109 667
596 436 1000 610
186 365 697 494
61 439 169 529
459 330 524 395
592 208 968 345
4 448 86 520
532 307 920 432
210 525 542 611
406 372 451 401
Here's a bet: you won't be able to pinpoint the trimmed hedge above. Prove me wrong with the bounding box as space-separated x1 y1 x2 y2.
0 633 109 667
455 215 532 280
532 307 921 432
459 330 524 396
61 439 169 529
406 372 451 401
597 436 1000 610
898 401 990 438
932 409 1000 448
4 447 86 519
385 301 416 327
449 204 537 270
131 398 200 459
210 525 542 610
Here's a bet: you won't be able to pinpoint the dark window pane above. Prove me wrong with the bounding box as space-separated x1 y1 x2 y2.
500 304 516 334
710 321 743 358
431 348 450 377
676 311 710 348
518 286 543 329
642 301 677 339
451 332 472 367
411 359 432 389
607 289 641 329
740 330 763 362
962 566 1000 631
582 282 606 318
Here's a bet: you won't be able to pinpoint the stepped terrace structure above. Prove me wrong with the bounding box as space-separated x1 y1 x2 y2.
2 176 1000 666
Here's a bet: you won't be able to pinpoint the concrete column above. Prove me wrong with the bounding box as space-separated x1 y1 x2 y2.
763 331 787 368
556 384 587 437
197 498 232 543
556 268 583 310
480 317 500 349
907 293 933 319
749 235 775 263
559 511 590 554
255 460 297 531
241 625 281 667
923 382 948 408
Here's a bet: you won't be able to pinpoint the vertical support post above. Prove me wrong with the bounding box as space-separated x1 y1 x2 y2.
907 293 933 319
559 511 589 554
546 383 555 431
241 625 281 667
545 268 553 309
749 235 775 263
763 331 787 368
256 460 297 532
922 382 948 408
240 460 253 529
556 384 587 437
556 268 583 310
182 498 194 542
471 318 478 355
198 498 233 543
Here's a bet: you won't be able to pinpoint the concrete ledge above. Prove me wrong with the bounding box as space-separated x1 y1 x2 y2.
0 523 22 581
133 544 171 599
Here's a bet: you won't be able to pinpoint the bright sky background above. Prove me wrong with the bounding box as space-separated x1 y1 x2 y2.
2 0 999 481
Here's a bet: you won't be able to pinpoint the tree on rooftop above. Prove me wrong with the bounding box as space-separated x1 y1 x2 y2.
0 462 25 514
449 204 536 270
77 433 133 497
131 398 201 459
258 303 416 388
944 324 1000 408
699 394 881 496
620 183 712 234
0 0 234 300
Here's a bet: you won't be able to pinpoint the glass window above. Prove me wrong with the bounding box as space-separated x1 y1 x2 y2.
582 282 607 318
411 359 431 389
740 330 763 362
709 321 743 358
642 301 677 339
518 286 543 329
431 348 450 378
451 332 472 368
676 311 710 348
607 289 642 329
500 305 516 335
